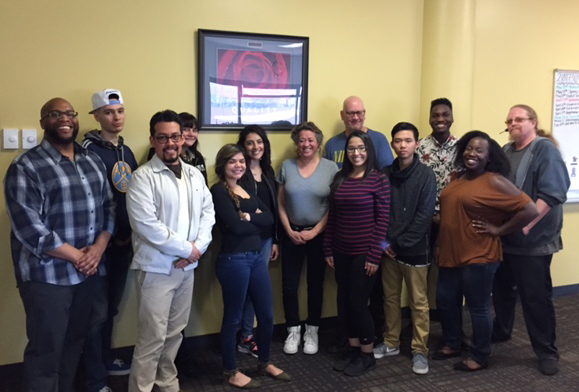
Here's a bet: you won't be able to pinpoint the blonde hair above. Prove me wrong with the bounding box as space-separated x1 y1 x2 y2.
511 104 559 147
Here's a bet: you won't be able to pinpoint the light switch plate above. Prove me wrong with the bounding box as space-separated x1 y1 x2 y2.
22 129 38 149
3 128 19 149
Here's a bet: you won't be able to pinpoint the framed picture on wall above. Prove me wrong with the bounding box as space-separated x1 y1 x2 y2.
198 29 309 131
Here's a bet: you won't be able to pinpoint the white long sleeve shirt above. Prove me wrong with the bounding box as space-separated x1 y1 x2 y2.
127 155 215 274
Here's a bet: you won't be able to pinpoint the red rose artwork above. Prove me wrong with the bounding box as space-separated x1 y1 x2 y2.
217 50 291 89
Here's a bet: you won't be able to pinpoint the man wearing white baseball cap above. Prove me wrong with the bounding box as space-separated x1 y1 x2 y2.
81 88 138 392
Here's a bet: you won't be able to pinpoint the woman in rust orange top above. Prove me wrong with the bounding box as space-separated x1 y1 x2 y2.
434 131 538 372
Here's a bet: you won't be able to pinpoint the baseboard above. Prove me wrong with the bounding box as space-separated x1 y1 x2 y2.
553 283 579 297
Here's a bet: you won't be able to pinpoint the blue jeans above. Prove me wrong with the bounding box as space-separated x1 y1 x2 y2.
216 251 274 371
240 238 273 339
437 262 499 364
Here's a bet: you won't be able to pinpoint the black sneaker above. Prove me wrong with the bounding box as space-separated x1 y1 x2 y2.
538 358 559 376
333 347 359 372
237 337 259 358
344 352 376 377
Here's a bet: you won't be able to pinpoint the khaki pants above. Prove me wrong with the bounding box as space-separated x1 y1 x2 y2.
382 256 429 354
129 269 195 392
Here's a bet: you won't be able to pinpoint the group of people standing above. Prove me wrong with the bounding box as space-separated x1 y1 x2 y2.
3 91 570 392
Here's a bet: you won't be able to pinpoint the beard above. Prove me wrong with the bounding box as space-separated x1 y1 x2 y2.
161 146 181 165
44 123 80 145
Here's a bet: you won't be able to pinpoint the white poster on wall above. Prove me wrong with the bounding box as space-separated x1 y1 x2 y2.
552 69 579 203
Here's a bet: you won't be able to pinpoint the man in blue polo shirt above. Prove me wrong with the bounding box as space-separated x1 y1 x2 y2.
324 96 394 169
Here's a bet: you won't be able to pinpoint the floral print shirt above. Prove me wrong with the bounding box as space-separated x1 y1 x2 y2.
417 134 459 212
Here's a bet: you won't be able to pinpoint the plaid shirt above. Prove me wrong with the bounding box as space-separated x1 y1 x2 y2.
417 134 459 212
4 139 115 286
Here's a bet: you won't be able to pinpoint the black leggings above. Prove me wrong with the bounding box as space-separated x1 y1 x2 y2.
334 252 377 345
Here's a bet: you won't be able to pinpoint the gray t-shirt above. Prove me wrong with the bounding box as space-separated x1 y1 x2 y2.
277 158 339 226
505 143 530 183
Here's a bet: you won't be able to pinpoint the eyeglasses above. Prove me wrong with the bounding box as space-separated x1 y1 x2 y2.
346 146 367 153
505 117 530 125
41 110 79 120
154 134 183 144
345 110 366 118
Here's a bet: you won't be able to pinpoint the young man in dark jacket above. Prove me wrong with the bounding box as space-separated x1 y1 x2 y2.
373 122 436 376
81 89 138 389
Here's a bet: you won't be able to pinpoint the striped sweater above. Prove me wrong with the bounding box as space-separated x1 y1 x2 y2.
324 170 390 265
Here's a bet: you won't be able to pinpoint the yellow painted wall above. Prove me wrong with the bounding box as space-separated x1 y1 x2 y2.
0 0 425 365
2 0 579 367
469 0 579 286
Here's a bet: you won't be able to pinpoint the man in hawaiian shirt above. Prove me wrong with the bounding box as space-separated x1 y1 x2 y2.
418 97 458 216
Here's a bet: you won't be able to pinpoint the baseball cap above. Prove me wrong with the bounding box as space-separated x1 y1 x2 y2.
89 88 124 113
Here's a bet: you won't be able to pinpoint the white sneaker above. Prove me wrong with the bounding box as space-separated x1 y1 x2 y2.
303 324 319 355
98 387 113 392
373 342 400 359
283 326 301 354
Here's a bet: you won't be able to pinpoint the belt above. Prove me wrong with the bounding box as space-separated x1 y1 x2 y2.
290 223 315 232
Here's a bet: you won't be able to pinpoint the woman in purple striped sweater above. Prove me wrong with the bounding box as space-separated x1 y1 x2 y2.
324 130 390 377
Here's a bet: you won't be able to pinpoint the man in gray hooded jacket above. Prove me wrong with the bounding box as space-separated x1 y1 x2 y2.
493 105 570 376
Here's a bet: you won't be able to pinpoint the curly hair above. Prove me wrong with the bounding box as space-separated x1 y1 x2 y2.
290 121 324 149
454 131 510 177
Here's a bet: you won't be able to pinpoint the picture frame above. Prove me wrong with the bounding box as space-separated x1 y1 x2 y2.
198 29 309 131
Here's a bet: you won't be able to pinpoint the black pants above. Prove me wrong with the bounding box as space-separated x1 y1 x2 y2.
334 252 377 345
492 253 558 360
82 243 132 391
19 276 96 392
281 229 326 327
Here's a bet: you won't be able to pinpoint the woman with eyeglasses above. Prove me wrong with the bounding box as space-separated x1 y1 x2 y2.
235 125 279 358
434 131 538 371
324 130 390 377
277 122 338 356
211 144 290 389
147 112 206 184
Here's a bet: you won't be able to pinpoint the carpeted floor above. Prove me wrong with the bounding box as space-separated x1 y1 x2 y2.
2 294 578 392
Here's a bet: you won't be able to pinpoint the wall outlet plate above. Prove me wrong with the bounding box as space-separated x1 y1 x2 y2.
3 128 19 149
22 129 38 149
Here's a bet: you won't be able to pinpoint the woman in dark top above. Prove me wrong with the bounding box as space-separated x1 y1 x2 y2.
324 130 390 377
211 144 290 388
147 112 207 184
236 125 279 358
